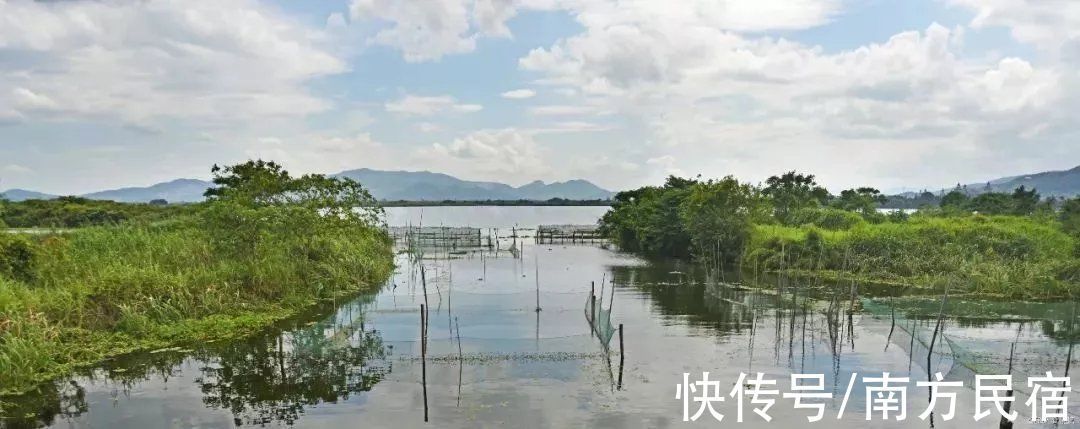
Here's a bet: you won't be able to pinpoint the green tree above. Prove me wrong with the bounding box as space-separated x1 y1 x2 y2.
680 177 769 263
201 160 385 288
833 187 887 216
1061 197 1080 236
762 171 830 224
967 192 1013 215
599 176 698 257
1010 185 1040 215
939 190 969 209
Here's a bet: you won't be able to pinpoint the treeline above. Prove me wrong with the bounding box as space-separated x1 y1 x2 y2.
380 198 612 207
0 196 191 228
600 172 1080 298
0 160 394 396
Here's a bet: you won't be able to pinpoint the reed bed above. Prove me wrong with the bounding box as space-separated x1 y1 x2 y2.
0 218 393 396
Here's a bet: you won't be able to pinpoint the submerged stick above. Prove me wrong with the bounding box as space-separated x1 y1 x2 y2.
618 323 625 390
456 316 463 407
535 254 541 312
421 304 429 423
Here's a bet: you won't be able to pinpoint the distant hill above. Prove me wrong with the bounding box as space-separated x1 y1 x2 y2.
81 178 212 203
334 169 614 201
0 189 58 202
883 164 1080 208
2 169 614 203
965 165 1080 197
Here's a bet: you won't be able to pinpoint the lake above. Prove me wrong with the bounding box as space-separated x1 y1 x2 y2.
3 206 1078 428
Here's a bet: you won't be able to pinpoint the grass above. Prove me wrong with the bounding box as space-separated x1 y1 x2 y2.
742 214 1080 299
0 218 394 396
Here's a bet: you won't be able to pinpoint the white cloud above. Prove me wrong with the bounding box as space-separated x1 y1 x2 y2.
246 133 391 174
518 1 1072 189
501 88 537 99
385 94 484 116
416 128 547 180
0 0 345 126
530 104 605 116
2 164 32 175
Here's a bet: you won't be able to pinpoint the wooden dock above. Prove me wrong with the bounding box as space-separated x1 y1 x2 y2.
535 224 603 243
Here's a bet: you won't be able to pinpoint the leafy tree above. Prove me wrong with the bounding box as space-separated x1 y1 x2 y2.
967 192 1013 215
940 190 969 209
201 160 385 287
148 199 168 206
762 171 830 224
833 187 887 216
1061 197 1080 237
680 177 769 262
599 176 698 257
1010 185 1040 215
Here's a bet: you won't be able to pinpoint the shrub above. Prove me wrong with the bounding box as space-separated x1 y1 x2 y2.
0 234 36 282
787 207 866 230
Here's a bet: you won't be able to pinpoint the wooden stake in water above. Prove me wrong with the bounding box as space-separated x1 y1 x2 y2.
617 323 625 390
535 254 542 312
420 304 429 422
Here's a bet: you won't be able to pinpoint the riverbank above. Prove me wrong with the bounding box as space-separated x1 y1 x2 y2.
0 161 396 397
598 175 1080 299
743 215 1079 299
0 220 394 396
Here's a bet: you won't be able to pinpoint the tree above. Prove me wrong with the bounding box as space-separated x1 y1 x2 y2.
201 160 385 286
833 187 887 216
148 199 168 206
967 192 1013 215
940 190 969 209
1010 185 1040 215
762 171 830 224
1062 197 1080 236
680 177 769 263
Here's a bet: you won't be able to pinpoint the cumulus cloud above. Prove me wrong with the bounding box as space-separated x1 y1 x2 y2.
416 128 547 180
385 94 484 116
0 0 346 127
517 0 1072 189
246 133 391 174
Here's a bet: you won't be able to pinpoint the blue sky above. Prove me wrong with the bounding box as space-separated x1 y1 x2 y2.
1 0 1077 195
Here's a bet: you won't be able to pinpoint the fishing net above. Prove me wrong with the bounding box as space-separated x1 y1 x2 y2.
584 293 616 348
862 298 1080 420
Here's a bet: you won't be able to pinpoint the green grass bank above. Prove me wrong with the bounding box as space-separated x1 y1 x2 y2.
0 161 395 396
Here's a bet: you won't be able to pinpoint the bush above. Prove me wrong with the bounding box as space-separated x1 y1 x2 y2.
0 234 36 282
743 215 1078 298
787 207 866 230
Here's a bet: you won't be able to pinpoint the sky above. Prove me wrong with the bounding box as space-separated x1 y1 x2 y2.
1 0 1078 195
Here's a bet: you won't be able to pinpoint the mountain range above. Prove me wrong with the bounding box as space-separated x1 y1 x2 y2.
1 169 614 203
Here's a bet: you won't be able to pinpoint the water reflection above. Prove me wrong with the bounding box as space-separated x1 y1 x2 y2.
4 222 1080 427
1 299 391 428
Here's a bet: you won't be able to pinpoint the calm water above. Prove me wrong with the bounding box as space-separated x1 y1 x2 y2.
3 206 1079 428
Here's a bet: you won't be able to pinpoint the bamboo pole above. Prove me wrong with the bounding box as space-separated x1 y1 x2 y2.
421 304 428 422
617 323 625 390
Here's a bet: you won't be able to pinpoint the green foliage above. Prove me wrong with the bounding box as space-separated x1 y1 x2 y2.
787 207 867 230
0 234 35 282
0 161 394 396
940 190 969 209
680 177 769 263
832 187 886 216
600 175 769 260
601 172 1075 299
1062 197 1080 236
744 215 1079 298
599 176 696 257
762 171 830 224
1 196 188 228
1010 185 1040 215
